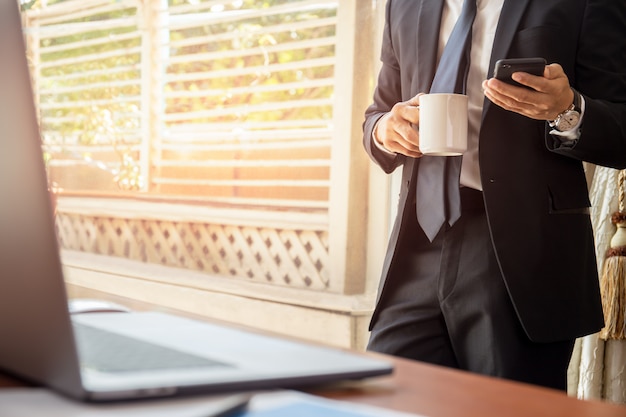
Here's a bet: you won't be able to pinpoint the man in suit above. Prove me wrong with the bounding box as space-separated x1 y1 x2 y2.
363 0 626 390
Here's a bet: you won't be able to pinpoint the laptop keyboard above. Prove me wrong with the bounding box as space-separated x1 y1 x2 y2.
73 322 230 373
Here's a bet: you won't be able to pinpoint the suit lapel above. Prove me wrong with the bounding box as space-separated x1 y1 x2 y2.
482 0 531 119
416 0 444 94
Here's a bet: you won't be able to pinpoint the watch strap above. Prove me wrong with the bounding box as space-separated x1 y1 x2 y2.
570 87 582 112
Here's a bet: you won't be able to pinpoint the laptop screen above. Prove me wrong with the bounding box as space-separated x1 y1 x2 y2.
0 0 85 396
0 1 392 402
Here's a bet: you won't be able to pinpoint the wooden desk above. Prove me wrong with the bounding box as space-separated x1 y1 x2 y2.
3 287 624 416
2 355 625 416
309 355 626 417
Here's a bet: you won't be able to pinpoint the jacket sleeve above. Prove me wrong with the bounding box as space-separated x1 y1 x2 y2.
362 0 405 174
547 0 626 170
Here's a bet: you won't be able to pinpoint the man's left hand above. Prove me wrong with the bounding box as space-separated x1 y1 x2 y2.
482 63 574 121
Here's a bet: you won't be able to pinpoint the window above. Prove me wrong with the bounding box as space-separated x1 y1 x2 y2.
21 0 384 349
28 0 336 203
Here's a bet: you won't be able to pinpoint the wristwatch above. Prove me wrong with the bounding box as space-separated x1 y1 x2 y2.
549 88 582 131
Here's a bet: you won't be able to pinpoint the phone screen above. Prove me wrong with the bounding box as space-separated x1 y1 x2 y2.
493 58 546 88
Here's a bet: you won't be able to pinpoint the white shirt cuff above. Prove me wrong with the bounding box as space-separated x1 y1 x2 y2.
372 114 397 155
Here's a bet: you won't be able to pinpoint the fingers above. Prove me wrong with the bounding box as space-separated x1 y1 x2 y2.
395 93 424 125
377 111 422 157
483 78 551 118
510 63 562 92
406 92 424 107
482 63 574 120
376 94 425 158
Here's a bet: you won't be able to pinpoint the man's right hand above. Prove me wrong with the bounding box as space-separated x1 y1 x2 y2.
373 93 424 158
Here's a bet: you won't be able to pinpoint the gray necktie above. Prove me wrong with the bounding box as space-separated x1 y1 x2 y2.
415 0 477 242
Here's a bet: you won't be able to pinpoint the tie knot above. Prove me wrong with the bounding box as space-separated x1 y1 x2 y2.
464 0 477 13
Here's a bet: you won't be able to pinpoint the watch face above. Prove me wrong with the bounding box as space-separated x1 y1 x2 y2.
557 110 580 131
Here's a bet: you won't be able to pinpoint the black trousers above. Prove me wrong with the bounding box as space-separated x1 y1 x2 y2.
367 189 574 391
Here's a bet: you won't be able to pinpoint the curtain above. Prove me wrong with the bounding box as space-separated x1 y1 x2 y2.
568 165 626 403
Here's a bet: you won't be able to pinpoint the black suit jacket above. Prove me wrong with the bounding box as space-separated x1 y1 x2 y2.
364 0 626 343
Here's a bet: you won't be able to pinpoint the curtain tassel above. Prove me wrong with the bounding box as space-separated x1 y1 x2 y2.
599 170 626 340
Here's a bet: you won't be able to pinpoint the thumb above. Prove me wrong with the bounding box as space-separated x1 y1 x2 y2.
407 92 425 106
543 63 564 80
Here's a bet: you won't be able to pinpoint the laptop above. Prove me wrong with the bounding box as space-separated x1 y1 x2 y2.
0 0 392 402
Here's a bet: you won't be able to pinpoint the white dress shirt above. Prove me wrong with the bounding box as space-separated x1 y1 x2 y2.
443 0 504 190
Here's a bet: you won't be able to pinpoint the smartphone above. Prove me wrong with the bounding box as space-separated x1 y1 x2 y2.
493 57 546 88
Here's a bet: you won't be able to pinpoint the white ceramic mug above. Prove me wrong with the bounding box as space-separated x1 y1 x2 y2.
418 93 469 156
